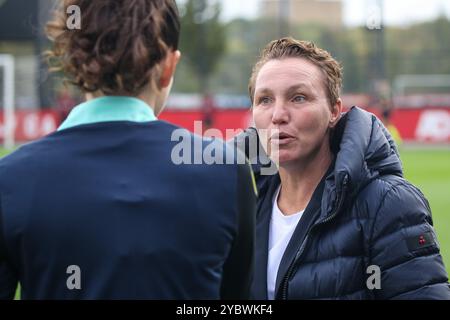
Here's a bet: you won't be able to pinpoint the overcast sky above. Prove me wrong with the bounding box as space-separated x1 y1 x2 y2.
210 0 450 26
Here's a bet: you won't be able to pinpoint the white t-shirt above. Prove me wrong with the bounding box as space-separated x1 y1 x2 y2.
267 186 304 300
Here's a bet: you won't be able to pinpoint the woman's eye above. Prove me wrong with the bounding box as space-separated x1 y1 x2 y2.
258 97 272 105
293 95 306 103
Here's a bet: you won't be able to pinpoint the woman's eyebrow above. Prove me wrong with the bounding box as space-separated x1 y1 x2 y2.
256 84 310 95
255 88 273 96
285 84 310 96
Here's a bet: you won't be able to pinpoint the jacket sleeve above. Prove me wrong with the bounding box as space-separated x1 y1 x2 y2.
220 162 256 300
369 181 450 300
0 198 18 300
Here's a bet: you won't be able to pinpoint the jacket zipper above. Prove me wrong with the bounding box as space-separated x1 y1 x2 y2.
279 175 349 300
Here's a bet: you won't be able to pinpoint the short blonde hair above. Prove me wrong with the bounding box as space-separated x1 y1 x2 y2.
249 37 343 107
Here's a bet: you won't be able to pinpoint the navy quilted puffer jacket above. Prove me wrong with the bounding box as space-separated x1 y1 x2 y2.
235 106 450 300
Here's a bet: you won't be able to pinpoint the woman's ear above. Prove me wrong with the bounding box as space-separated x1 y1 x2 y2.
159 50 181 89
330 98 343 128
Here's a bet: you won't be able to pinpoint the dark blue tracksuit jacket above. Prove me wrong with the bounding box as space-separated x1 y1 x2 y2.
0 118 255 299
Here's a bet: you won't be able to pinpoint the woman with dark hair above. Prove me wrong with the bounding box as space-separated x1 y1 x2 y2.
0 0 255 300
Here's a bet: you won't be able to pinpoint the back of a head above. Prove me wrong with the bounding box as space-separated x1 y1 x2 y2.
46 0 180 97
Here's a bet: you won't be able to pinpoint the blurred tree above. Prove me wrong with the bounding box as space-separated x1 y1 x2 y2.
178 0 226 94
338 33 364 93
208 18 276 95
173 12 450 97
385 16 450 94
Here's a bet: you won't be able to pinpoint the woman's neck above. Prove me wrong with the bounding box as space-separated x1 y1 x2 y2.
277 142 333 216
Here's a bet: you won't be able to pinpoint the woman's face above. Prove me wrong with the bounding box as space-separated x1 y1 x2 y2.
252 57 339 166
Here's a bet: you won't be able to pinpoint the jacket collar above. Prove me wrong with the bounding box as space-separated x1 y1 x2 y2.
58 96 157 131
274 172 328 298
318 106 403 221
252 167 331 299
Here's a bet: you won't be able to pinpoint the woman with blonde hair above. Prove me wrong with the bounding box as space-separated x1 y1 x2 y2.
235 37 450 300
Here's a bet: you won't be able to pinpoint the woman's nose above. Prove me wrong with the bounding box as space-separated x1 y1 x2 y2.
271 102 289 124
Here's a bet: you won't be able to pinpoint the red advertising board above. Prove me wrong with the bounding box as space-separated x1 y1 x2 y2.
365 108 450 143
1 108 449 143
160 108 450 143
0 110 60 142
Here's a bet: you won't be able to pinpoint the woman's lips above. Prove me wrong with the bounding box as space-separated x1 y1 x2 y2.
270 132 296 146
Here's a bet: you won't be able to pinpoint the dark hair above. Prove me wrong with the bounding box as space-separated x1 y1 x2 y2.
249 37 343 107
46 0 180 96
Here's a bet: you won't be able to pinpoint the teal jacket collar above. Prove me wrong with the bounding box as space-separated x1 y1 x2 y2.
58 96 157 131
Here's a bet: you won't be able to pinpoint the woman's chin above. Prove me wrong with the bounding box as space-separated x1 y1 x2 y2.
272 151 297 166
